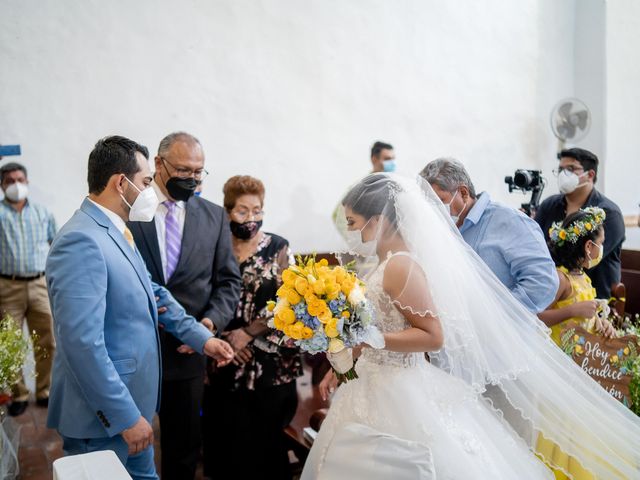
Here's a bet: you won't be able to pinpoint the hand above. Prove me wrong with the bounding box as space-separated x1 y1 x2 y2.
232 347 253 366
121 416 154 455
155 296 167 329
155 296 168 315
223 328 253 352
352 344 366 359
201 317 215 333
595 316 616 339
177 344 195 354
203 337 234 367
570 301 598 319
319 369 338 401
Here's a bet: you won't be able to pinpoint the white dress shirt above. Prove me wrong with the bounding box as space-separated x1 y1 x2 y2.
151 181 186 280
88 198 126 235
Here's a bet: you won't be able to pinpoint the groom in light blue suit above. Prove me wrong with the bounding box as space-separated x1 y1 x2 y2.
46 136 234 479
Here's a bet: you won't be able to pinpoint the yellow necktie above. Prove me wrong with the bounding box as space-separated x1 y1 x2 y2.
123 227 135 250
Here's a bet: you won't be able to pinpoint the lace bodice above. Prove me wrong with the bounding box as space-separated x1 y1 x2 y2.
359 253 427 368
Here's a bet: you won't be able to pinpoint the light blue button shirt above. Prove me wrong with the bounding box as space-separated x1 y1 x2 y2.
0 199 57 275
459 192 558 313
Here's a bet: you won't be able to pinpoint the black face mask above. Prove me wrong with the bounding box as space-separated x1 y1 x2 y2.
230 220 262 240
166 176 198 202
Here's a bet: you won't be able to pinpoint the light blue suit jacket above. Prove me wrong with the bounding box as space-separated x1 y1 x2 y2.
46 199 213 438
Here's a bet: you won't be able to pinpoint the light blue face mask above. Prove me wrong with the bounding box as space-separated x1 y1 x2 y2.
382 159 396 172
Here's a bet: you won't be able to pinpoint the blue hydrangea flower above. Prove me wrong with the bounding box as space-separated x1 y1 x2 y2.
299 331 329 354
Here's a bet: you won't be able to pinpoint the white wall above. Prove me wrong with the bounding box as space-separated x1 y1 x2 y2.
0 0 586 253
605 0 640 216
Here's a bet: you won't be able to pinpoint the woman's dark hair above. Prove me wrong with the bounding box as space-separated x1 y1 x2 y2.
88 136 149 194
549 210 602 271
342 174 398 225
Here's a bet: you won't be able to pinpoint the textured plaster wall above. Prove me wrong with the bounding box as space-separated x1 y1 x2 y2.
1 0 581 252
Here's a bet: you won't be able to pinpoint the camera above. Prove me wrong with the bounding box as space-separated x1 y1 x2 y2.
505 169 545 217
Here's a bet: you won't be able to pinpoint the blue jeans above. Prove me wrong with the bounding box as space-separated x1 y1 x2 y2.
61 434 158 480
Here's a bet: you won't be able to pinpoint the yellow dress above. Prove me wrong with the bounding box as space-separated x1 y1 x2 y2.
537 266 597 480
549 266 597 345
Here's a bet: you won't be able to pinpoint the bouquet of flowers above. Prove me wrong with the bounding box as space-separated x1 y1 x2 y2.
0 315 32 395
268 255 383 381
612 312 640 416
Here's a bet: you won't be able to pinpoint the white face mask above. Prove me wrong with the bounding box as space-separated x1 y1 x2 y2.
587 242 603 269
557 170 587 194
443 189 467 224
345 218 377 257
120 177 159 222
4 182 29 202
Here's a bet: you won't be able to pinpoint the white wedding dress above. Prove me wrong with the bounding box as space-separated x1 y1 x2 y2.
302 253 552 480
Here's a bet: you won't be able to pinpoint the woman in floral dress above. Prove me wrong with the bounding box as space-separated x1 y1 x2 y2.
202 175 302 480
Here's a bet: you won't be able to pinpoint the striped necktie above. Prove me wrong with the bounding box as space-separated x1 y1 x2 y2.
163 201 181 280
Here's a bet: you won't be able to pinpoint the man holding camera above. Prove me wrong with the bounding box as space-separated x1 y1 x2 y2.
420 158 558 314
534 148 625 299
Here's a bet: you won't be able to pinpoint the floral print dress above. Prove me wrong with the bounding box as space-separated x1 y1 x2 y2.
215 233 302 391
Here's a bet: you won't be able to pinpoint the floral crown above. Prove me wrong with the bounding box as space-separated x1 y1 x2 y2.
549 206 606 246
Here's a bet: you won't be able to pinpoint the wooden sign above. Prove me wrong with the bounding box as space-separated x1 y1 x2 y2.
560 324 639 409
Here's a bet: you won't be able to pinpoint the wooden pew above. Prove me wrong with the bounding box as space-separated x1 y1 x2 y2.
284 364 330 472
621 249 640 316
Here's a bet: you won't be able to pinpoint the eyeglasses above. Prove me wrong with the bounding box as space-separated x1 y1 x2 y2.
161 157 209 182
552 166 584 177
230 208 264 222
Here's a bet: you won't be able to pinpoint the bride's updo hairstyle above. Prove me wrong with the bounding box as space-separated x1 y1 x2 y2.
341 173 399 227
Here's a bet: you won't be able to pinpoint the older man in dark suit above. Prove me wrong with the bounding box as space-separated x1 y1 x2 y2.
128 132 241 480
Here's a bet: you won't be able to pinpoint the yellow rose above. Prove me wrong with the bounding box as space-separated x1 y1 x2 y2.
573 226 581 235
585 222 593 231
334 266 347 284
325 281 341 300
313 279 326 296
273 298 289 314
307 298 326 317
611 355 619 363
341 276 356 296
341 311 351 318
282 269 298 287
282 324 292 337
273 315 285 331
575 345 584 354
291 321 306 340
285 288 302 305
266 300 276 312
573 334 579 342
301 326 314 339
294 277 309 296
624 347 630 355
324 318 340 338
559 230 567 240
277 307 296 325
328 338 345 353
318 308 332 324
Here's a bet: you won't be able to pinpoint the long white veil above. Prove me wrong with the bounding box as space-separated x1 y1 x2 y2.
338 173 640 479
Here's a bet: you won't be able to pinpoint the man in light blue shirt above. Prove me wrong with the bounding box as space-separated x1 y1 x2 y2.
420 158 558 313
0 162 57 416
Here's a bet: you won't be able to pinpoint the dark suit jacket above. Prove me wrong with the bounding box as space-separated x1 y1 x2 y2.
128 196 241 381
535 188 625 299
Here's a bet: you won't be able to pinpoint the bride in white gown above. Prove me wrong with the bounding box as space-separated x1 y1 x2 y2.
302 173 640 479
